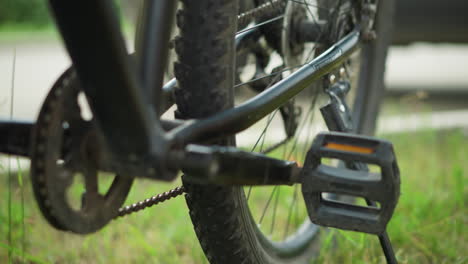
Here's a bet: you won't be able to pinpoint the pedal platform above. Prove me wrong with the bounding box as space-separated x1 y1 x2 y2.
301 132 400 234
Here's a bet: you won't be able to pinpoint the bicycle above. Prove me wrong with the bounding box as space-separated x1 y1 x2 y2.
1 0 401 263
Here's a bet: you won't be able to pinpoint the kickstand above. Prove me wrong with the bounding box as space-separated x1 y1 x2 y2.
366 199 398 264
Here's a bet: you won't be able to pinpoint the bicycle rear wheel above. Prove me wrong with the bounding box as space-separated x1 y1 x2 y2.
174 0 394 263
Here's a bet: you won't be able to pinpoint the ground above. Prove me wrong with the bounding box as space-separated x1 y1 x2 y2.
1 129 467 263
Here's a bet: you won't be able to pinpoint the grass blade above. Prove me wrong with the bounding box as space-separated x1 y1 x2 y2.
16 158 25 262
6 46 17 264
0 243 48 264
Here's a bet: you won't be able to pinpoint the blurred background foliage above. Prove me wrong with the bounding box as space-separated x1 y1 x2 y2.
0 0 129 29
0 0 51 27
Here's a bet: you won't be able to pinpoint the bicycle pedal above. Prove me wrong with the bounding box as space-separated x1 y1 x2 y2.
301 132 400 234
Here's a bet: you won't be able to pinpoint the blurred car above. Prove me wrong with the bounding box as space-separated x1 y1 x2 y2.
393 0 468 44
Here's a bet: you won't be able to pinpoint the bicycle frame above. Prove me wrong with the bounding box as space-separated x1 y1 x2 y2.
1 2 403 262
9 0 362 184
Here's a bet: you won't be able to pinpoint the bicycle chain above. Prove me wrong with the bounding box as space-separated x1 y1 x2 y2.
115 186 185 218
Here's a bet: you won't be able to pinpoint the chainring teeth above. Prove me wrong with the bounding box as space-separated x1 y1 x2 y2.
31 78 69 231
30 68 132 234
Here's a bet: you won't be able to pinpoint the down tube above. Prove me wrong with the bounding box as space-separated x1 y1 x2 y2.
48 0 169 158
137 0 177 115
170 29 361 145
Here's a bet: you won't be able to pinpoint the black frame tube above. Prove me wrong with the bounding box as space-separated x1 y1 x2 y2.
138 0 177 115
0 120 32 157
169 30 360 145
48 0 158 157
46 0 361 177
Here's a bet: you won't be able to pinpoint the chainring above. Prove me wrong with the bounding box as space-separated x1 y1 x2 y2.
30 68 133 234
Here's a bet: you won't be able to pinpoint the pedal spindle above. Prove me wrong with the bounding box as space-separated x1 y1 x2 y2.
301 132 400 234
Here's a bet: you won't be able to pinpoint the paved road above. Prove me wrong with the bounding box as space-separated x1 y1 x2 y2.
0 40 70 120
2 40 468 120
1 39 468 120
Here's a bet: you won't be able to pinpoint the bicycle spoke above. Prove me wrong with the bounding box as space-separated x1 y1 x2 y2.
246 186 253 201
253 93 319 232
234 66 299 88
259 186 279 225
237 15 284 35
300 90 321 160
242 0 354 245
261 138 290 154
285 91 319 161
269 186 281 234
233 1 355 92
294 184 300 230
250 110 279 152
284 183 299 238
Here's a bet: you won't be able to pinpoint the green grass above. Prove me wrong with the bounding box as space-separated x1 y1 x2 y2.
0 175 206 264
0 24 136 45
1 129 467 263
0 24 58 43
0 19 135 44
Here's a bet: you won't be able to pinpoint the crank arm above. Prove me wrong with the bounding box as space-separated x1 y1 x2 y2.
173 144 300 186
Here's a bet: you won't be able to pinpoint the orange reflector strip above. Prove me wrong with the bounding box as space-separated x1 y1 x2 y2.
324 142 374 154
